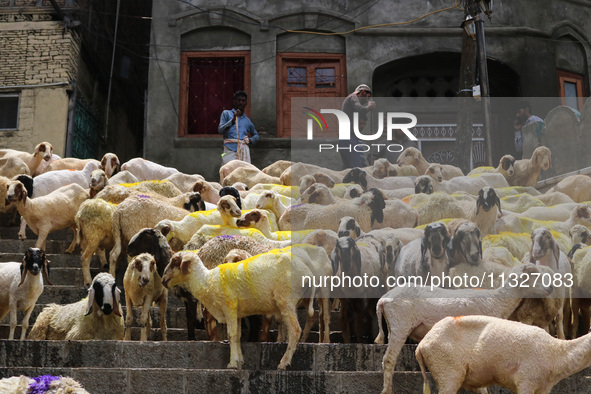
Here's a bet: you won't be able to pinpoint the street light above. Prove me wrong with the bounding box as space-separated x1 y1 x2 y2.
477 0 493 20
461 15 476 39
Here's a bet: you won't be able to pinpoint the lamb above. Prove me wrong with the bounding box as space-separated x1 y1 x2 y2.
525 227 572 339
123 253 168 341
341 167 415 191
468 154 516 178
507 145 552 187
394 222 451 281
0 142 53 176
127 228 200 341
494 204 591 235
154 195 243 248
6 181 89 252
162 249 303 370
547 174 591 202
416 315 591 394
109 194 203 277
222 166 282 188
396 147 464 179
0 248 50 339
28 273 124 340
372 158 419 178
375 263 553 394
120 157 179 181
261 160 292 178
284 188 386 233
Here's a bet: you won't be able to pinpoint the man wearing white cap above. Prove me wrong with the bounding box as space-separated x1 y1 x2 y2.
339 84 377 169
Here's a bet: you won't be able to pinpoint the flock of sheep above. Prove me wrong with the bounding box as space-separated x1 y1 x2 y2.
1 141 591 393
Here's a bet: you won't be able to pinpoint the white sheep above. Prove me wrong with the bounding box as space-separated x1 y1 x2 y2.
18 160 99 240
375 263 553 394
547 174 591 202
123 253 168 341
162 249 303 370
0 156 30 178
28 273 124 340
120 157 179 181
284 188 386 233
526 227 572 339
507 145 552 187
394 222 451 281
396 147 464 179
372 158 419 178
416 315 591 394
6 180 89 252
0 142 53 176
0 248 51 339
494 204 591 235
261 160 292 178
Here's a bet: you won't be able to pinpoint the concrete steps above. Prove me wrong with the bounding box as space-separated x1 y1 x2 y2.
1 225 591 393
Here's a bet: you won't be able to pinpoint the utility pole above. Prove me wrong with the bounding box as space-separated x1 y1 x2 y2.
455 1 478 174
455 0 494 172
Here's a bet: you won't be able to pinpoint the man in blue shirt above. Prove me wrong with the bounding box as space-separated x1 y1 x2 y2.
218 90 260 164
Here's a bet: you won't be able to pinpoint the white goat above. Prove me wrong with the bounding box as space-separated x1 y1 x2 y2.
416 315 591 394
28 273 124 340
123 253 168 341
0 248 50 339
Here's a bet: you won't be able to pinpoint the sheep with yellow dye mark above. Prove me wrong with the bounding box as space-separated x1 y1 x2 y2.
162 248 309 369
500 193 545 214
483 230 573 261
250 183 300 199
95 179 182 204
494 204 591 236
154 196 254 248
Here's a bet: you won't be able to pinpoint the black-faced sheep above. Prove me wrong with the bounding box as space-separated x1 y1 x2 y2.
28 273 124 340
0 248 50 339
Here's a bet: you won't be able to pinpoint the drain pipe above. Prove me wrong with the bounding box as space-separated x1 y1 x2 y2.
65 81 77 157
103 0 121 143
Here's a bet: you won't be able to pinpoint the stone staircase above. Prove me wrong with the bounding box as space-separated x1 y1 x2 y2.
0 227 590 393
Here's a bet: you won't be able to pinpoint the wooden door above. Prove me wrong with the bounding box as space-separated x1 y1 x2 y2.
277 54 346 138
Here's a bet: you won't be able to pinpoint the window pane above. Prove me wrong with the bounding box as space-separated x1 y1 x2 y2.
564 81 578 110
287 67 306 87
315 68 335 88
0 96 19 130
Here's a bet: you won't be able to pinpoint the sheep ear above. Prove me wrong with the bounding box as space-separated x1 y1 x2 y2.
495 194 502 215
553 241 560 264
85 287 95 316
19 260 27 287
113 287 122 317
353 246 362 275
42 258 52 285
330 246 340 275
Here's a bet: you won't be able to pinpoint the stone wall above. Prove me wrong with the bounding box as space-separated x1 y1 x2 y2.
0 20 80 154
